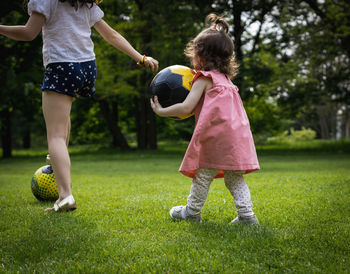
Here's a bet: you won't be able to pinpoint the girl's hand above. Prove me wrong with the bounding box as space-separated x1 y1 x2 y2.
150 96 163 116
94 20 159 72
149 77 212 118
144 56 159 72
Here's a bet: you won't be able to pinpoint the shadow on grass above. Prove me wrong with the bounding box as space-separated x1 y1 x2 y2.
2 211 105 272
158 218 284 271
190 219 275 239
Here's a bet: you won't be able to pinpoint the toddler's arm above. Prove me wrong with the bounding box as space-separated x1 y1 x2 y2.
150 77 212 117
93 20 158 72
0 12 45 41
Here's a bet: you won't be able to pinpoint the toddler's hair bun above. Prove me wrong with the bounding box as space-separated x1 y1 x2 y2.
205 13 229 33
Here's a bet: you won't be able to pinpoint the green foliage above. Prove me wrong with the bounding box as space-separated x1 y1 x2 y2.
0 145 349 272
0 7 43 151
241 50 291 138
257 138 350 154
272 0 350 138
82 0 209 143
71 103 110 145
267 127 317 144
289 127 316 141
2 0 350 155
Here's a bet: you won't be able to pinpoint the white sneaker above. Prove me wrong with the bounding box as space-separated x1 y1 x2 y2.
230 214 258 225
169 205 201 222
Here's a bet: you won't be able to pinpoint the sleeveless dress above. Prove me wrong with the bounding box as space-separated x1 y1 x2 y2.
179 70 260 178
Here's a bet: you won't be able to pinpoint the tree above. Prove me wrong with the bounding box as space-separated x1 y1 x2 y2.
213 0 350 139
88 0 213 148
272 0 350 138
0 4 42 158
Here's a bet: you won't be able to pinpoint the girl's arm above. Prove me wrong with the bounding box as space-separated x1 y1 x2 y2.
150 77 212 117
93 20 159 72
0 12 45 41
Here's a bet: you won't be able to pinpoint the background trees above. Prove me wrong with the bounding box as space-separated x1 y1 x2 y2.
274 0 350 139
1 0 349 157
0 2 43 158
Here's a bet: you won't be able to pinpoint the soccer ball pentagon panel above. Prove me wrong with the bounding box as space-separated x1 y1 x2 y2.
31 165 58 201
150 65 195 119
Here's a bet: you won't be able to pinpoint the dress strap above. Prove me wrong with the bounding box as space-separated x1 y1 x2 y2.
192 70 214 85
192 70 228 87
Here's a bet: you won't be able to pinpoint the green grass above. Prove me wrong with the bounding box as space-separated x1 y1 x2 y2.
0 142 349 273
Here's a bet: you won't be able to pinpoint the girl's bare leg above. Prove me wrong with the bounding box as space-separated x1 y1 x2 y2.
46 114 70 163
42 91 73 201
66 117 71 146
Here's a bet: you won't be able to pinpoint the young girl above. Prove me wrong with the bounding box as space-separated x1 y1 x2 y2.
150 14 259 224
0 0 158 212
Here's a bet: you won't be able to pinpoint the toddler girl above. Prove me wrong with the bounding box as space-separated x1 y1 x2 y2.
150 14 259 224
0 0 158 212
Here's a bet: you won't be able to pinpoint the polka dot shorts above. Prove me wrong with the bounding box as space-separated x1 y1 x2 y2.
41 60 97 98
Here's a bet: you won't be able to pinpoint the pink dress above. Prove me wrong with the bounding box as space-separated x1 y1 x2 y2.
179 70 260 178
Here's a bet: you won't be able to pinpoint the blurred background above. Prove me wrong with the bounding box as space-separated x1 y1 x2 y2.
1 0 349 158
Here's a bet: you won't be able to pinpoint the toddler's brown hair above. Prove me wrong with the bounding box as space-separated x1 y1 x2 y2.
185 14 239 79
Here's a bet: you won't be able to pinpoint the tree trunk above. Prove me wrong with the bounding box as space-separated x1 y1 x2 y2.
136 96 147 149
134 0 158 150
147 100 157 149
98 99 130 150
111 101 120 147
232 0 245 98
134 96 142 149
1 109 12 158
232 1 244 64
330 104 338 139
23 127 31 149
344 110 350 139
317 105 330 139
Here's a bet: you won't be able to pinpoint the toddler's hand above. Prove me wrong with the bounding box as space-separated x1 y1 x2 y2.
145 56 159 72
150 96 163 116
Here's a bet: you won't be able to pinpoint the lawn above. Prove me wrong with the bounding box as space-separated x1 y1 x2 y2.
0 142 349 273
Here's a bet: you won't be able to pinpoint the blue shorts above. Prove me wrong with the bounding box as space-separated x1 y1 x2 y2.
41 60 97 98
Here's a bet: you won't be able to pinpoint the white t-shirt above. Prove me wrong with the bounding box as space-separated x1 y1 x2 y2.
28 0 104 67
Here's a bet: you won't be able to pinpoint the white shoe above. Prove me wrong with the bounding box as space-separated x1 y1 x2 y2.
230 214 258 225
45 195 77 212
169 205 201 222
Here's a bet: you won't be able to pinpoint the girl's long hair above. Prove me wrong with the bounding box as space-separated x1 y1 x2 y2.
185 13 239 79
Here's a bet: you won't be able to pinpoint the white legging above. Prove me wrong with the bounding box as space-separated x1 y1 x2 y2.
187 168 254 216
